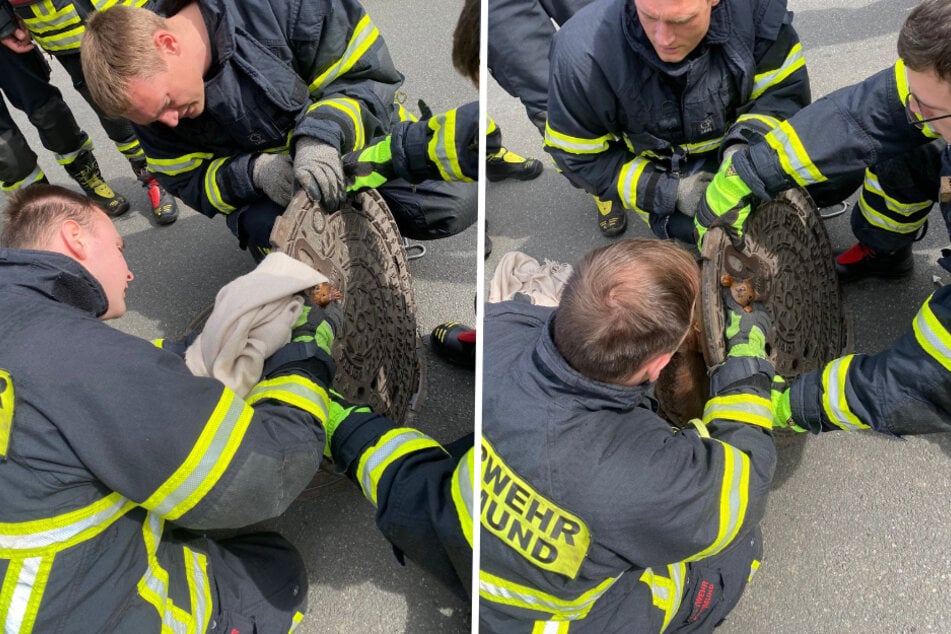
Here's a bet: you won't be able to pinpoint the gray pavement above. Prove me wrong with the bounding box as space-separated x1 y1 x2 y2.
486 0 951 632
0 0 476 631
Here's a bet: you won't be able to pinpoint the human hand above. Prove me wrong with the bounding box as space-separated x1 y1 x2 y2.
693 155 756 249
294 138 346 211
676 169 715 217
251 153 295 208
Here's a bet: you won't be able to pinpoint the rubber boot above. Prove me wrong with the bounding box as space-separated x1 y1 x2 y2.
64 149 129 217
131 159 179 225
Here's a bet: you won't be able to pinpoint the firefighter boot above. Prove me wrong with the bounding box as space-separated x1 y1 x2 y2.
132 160 179 225
486 147 543 182
596 195 627 237
63 150 129 217
430 322 476 369
834 242 913 282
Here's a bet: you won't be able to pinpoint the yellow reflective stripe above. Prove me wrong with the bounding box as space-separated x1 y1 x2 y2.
702 394 773 430
544 122 612 154
147 152 213 176
115 138 144 160
688 418 711 438
639 563 686 633
452 448 475 547
764 120 827 186
486 115 498 136
203 157 237 213
309 13 380 94
32 26 84 51
183 546 212 634
750 42 805 100
896 60 943 139
246 375 330 424
748 559 761 583
681 136 723 154
142 389 253 520
0 493 135 557
734 113 781 131
0 555 53 634
288 611 305 633
532 620 571 633
687 439 749 560
94 0 148 9
858 169 931 233
356 429 445 506
428 109 472 183
137 513 193 633
1 165 44 192
478 569 619 619
820 355 870 431
307 98 365 152
616 156 651 220
913 293 951 372
55 136 93 165
24 0 78 33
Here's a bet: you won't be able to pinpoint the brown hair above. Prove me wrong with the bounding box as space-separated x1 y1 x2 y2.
898 0 951 81
81 6 168 118
553 239 699 383
452 0 480 86
1 185 101 249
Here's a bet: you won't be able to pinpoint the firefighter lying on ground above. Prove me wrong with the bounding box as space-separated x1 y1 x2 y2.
478 238 778 632
0 184 343 632
694 0 951 283
80 0 476 261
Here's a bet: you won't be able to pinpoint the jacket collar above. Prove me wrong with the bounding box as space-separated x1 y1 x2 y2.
622 0 731 75
531 313 656 412
0 249 107 317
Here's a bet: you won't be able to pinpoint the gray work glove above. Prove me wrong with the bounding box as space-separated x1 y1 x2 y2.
251 153 295 208
676 169 715 217
294 138 346 211
720 142 749 163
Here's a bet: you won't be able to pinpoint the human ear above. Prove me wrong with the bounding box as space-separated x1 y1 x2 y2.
59 220 88 260
153 30 179 56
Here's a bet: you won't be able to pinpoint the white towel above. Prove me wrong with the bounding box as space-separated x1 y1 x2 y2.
489 251 573 306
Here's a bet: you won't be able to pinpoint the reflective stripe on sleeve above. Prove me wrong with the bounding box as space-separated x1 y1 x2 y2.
203 158 237 213
479 569 619 620
686 439 749 560
306 97 365 152
913 293 951 372
733 113 781 132
616 156 652 221
246 375 330 424
544 123 613 155
356 428 446 506
639 563 686 633
763 120 827 187
702 394 773 430
750 42 805 100
309 13 380 95
147 153 214 177
142 389 254 520
820 355 871 431
428 109 473 183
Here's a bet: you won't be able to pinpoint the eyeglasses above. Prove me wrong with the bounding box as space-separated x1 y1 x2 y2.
904 92 951 130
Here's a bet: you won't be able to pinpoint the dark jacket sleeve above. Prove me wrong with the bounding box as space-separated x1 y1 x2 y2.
732 61 939 201
0 1 16 39
790 286 951 436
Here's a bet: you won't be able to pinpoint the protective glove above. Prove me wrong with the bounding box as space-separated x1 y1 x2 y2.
251 153 295 208
324 390 374 459
291 297 343 357
676 169 715 217
343 135 396 192
720 142 749 163
770 376 807 432
294 138 346 211
723 287 769 359
694 154 757 249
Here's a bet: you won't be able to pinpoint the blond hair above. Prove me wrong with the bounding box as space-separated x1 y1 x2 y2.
81 6 168 118
1 185 101 250
553 239 699 384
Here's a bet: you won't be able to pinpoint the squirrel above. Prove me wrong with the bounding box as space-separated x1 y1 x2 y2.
720 274 759 313
310 282 342 307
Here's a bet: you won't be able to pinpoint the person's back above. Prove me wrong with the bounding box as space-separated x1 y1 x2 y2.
479 239 777 632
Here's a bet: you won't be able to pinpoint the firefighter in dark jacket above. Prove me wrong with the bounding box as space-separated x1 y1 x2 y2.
0 184 343 632
694 0 951 282
0 0 179 225
544 0 820 239
80 0 477 261
0 3 129 213
479 239 777 632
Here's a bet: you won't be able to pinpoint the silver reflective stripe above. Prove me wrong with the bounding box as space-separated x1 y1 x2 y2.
750 43 804 99
1 165 44 192
309 14 378 93
150 395 246 516
479 573 621 619
56 137 93 165
0 495 129 551
185 548 210 632
914 298 951 371
823 357 864 430
359 430 429 496
247 379 329 421
456 452 473 518
5 557 41 633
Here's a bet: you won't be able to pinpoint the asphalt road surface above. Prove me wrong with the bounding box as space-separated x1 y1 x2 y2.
486 0 951 632
0 0 477 631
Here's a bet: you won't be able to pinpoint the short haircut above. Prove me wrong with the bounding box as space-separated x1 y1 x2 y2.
81 6 168 118
452 0 480 86
898 0 951 81
1 185 100 249
553 239 699 384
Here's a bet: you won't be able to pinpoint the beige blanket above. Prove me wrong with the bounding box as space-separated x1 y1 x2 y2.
489 251 573 306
